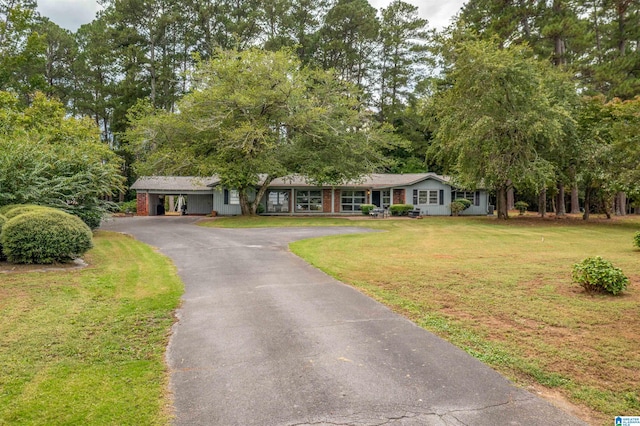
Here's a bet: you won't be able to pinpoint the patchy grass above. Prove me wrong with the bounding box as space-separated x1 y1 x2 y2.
211 214 640 425
199 215 367 228
0 231 183 425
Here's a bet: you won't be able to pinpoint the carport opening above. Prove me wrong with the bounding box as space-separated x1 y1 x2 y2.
151 194 188 216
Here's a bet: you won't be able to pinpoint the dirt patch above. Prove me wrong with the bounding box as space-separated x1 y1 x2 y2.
0 258 88 274
527 384 602 425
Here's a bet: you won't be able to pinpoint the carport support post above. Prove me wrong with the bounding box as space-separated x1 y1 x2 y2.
331 188 335 213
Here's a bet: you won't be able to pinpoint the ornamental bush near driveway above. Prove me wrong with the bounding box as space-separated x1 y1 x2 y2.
1 208 93 264
634 231 640 249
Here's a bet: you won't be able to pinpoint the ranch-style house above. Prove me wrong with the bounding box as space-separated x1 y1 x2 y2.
131 173 490 216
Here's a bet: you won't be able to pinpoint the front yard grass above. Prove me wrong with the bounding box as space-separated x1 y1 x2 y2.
208 214 640 425
0 231 183 425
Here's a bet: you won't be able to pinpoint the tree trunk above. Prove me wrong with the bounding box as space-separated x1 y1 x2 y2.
251 179 273 215
602 193 612 219
538 188 547 218
556 182 566 216
615 191 626 216
239 190 252 215
507 181 515 210
583 186 590 220
570 183 580 213
497 184 509 220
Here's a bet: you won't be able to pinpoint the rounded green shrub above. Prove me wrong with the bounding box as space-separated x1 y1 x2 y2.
634 231 640 249
389 204 414 216
360 204 375 215
453 198 472 210
450 201 466 216
515 201 529 215
0 204 23 215
71 208 104 230
1 209 93 264
3 204 50 219
571 256 629 295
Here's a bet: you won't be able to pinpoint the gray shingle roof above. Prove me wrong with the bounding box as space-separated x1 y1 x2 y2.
131 173 452 191
130 176 219 191
269 173 450 188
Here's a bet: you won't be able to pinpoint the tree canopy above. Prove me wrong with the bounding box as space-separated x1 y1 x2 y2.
0 91 124 227
430 40 576 219
127 48 395 215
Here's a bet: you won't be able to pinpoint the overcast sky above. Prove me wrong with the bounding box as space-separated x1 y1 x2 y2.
37 0 466 33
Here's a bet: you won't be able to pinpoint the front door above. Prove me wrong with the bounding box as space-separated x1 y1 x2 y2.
372 191 381 207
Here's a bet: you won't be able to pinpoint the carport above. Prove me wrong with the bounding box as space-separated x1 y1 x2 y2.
131 176 216 216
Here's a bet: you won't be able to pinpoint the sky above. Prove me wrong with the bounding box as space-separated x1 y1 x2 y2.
36 0 467 33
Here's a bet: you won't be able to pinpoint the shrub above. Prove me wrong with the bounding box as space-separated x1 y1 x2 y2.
0 214 6 260
1 209 93 264
118 200 138 214
0 204 22 215
450 201 466 216
360 204 375 215
571 256 629 295
634 231 640 249
454 198 472 210
3 204 49 219
389 204 414 216
515 201 529 215
70 207 104 230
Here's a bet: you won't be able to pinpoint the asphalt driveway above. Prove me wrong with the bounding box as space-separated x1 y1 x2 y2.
101 216 586 426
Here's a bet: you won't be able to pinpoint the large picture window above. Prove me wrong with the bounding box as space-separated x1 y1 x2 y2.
341 190 366 211
267 191 289 213
382 190 391 207
295 190 322 212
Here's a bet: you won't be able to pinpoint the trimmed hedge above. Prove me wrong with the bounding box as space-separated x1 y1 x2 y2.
3 204 48 220
0 204 22 215
360 204 375 215
1 209 93 264
389 204 414 216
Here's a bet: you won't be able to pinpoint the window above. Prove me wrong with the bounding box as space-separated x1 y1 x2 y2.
416 190 440 205
295 190 322 212
267 191 289 213
341 190 366 211
224 189 240 205
454 191 480 206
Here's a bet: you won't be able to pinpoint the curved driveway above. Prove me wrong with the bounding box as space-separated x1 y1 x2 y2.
101 217 585 426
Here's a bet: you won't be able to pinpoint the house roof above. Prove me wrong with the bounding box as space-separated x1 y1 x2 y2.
130 176 219 191
131 173 453 191
268 173 450 188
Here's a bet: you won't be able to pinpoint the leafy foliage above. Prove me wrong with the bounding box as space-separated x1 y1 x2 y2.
515 201 529 215
0 92 124 228
431 40 576 219
0 213 5 259
450 201 466 216
127 48 394 215
2 204 46 219
1 207 93 264
454 198 472 210
634 232 640 249
571 256 629 295
360 204 375 215
389 204 413 216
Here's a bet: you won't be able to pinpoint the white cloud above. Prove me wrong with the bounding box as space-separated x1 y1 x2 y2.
36 0 466 33
368 0 466 30
37 0 102 32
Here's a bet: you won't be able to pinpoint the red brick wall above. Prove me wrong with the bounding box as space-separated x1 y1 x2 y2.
323 189 332 213
136 192 149 216
393 189 405 205
334 189 341 213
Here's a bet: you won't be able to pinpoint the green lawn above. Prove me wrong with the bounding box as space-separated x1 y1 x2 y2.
0 231 183 425
204 214 640 425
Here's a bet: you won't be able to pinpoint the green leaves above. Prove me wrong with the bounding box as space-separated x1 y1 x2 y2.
571 256 629 295
127 48 392 214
